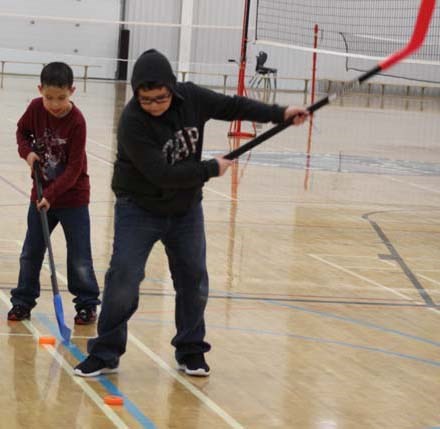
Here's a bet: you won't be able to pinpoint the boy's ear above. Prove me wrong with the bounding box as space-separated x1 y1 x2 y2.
70 86 76 95
37 84 43 94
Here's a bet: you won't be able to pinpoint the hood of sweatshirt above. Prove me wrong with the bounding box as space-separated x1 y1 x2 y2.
130 49 183 99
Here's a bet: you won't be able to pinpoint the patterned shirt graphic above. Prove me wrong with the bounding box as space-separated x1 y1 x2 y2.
32 128 68 181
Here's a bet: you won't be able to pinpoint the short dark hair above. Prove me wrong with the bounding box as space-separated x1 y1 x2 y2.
40 62 74 88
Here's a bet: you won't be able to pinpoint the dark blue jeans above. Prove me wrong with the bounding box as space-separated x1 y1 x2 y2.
11 203 100 310
87 197 210 367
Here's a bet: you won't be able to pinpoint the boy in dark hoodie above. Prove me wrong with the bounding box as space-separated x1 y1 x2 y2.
74 49 308 377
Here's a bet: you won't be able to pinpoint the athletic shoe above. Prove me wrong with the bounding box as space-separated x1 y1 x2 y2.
74 307 97 325
7 304 31 321
177 353 210 376
73 355 118 377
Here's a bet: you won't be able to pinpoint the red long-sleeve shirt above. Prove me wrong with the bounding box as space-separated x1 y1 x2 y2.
16 97 90 208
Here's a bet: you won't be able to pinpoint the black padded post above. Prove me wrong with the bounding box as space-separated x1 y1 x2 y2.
116 28 130 80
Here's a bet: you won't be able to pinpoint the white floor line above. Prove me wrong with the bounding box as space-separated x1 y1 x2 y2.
0 332 34 337
204 186 236 200
386 176 440 195
309 253 412 300
11 240 243 428
0 290 129 429
309 253 440 315
87 137 115 151
417 273 440 286
87 151 113 166
128 333 244 429
381 259 440 287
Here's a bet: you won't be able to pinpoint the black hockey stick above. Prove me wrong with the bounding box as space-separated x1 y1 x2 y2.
34 162 71 343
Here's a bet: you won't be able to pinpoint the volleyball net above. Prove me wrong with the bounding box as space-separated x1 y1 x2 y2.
255 0 440 84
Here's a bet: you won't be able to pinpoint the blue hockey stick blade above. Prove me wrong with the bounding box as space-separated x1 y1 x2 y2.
53 294 71 343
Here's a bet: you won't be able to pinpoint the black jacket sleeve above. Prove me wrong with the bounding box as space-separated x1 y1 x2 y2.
189 82 286 123
117 113 219 189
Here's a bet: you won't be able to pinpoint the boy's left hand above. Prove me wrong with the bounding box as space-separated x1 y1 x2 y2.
36 197 50 211
284 106 309 125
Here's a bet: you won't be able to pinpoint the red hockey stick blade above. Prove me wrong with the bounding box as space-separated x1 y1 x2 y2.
380 0 436 70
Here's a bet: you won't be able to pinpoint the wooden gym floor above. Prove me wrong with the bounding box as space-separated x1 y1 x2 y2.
0 76 439 429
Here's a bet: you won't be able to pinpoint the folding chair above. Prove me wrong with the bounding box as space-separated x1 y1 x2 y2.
248 51 277 92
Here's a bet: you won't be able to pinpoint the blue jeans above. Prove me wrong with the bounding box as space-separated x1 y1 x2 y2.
87 197 210 367
11 203 100 310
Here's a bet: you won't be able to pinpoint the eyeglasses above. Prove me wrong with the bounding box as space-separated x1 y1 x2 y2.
138 91 172 105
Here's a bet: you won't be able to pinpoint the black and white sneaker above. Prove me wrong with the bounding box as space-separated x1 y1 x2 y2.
177 353 210 377
7 304 31 321
73 355 118 377
74 307 97 325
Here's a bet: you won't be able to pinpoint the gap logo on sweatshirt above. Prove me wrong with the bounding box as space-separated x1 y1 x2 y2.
163 127 199 165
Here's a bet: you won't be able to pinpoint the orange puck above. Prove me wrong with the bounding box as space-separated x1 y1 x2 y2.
38 336 56 345
104 395 124 406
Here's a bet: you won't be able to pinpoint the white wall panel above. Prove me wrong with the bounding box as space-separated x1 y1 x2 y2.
190 0 243 87
0 0 121 79
124 0 182 80
124 0 243 87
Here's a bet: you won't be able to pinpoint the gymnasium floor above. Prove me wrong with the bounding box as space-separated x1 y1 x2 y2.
0 75 439 429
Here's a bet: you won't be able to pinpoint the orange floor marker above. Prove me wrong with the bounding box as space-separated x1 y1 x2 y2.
38 336 56 346
104 395 124 406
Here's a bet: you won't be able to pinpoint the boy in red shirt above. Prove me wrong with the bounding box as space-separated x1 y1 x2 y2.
8 62 100 324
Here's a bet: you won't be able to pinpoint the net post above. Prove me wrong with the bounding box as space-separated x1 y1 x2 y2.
304 23 319 190
228 0 256 138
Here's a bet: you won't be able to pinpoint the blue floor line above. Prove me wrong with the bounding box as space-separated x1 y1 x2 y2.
265 299 440 348
125 317 440 368
37 314 156 429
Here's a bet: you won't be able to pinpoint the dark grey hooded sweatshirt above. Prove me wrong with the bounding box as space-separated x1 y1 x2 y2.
112 49 286 215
